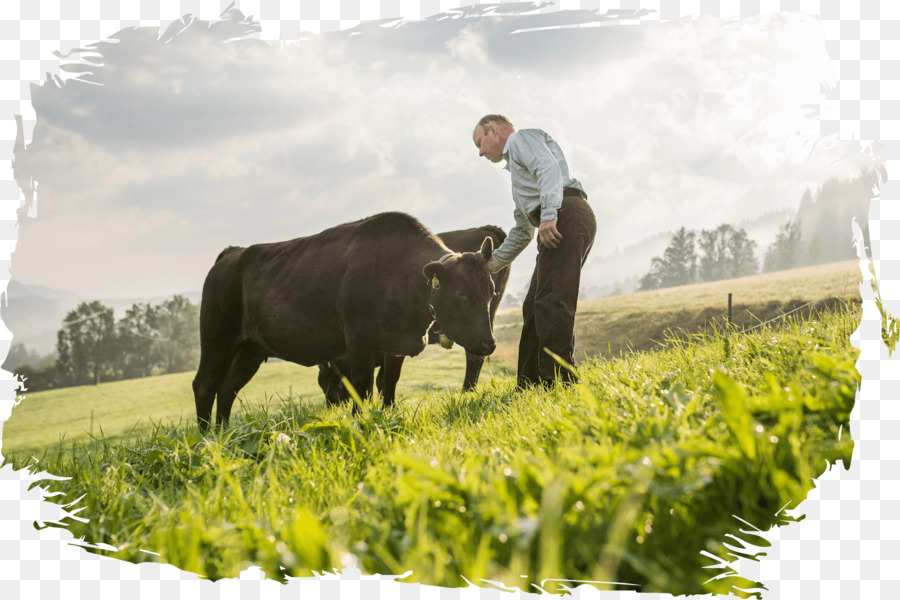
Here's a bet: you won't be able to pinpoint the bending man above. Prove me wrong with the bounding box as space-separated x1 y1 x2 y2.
473 114 597 388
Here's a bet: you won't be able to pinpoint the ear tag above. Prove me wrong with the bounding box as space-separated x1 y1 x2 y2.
431 276 440 289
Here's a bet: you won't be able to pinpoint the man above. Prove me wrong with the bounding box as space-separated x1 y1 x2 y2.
472 114 596 389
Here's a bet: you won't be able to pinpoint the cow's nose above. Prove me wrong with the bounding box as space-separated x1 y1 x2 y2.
478 339 496 356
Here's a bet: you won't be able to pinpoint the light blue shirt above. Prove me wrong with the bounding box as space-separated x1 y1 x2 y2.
486 128 584 273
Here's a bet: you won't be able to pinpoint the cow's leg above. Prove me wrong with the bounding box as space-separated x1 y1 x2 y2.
380 355 405 408
193 349 234 432
374 363 385 396
462 352 485 391
319 360 352 406
215 348 264 427
346 346 375 414
372 352 389 397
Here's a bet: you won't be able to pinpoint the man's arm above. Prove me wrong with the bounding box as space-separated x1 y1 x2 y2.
512 130 567 249
486 204 535 273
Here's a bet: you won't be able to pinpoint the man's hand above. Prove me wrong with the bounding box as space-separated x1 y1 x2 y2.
538 220 563 249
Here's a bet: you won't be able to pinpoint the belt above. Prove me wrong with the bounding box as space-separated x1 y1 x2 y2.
563 186 588 200
528 187 588 225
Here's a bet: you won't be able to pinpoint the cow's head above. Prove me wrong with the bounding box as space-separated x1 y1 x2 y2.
422 237 497 357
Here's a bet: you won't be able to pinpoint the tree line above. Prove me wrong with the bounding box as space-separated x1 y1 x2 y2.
637 219 811 292
15 295 200 392
638 167 879 292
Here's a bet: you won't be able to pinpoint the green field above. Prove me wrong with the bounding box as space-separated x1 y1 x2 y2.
494 259 862 366
3 261 861 459
0 260 864 597
2 345 488 460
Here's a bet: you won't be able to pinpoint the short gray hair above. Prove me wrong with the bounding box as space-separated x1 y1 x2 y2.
473 114 514 136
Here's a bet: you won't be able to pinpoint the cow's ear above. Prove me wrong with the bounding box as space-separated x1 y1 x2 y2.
423 261 445 284
480 236 494 260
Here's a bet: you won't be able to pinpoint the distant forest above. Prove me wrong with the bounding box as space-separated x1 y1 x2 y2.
8 295 199 392
637 167 880 291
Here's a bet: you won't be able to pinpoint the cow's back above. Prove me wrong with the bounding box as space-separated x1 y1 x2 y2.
439 225 506 252
232 212 446 364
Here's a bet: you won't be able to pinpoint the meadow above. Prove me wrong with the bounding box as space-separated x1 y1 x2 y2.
0 260 863 597
493 259 863 365
2 260 861 459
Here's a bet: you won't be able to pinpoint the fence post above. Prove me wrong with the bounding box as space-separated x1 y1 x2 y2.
728 293 733 328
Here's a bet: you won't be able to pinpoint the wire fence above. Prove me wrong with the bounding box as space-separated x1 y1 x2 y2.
725 276 862 336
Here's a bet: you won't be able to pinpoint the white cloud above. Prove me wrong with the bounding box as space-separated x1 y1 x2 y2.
446 24 488 63
12 9 858 299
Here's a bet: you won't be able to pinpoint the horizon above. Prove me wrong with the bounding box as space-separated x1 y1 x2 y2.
9 167 870 302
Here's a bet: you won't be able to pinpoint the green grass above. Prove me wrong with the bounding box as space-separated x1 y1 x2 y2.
577 259 862 316
4 303 860 598
4 260 858 459
491 260 862 366
1 345 506 460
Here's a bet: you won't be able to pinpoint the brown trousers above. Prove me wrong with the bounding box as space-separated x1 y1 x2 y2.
517 191 596 388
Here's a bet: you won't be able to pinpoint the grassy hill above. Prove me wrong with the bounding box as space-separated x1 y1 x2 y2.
1 345 481 460
491 259 862 367
5 295 859 597
1 260 863 461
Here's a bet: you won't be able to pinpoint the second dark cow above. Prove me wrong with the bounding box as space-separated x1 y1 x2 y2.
192 212 498 429
318 225 510 406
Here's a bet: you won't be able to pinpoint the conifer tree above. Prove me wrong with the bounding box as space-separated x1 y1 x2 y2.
763 220 802 272
638 227 697 291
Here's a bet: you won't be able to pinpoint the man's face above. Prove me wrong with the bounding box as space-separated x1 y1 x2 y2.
473 124 505 163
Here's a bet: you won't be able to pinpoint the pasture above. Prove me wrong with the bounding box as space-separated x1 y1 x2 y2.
1 346 482 460
494 259 863 365
0 281 862 596
2 260 861 459
0 260 863 596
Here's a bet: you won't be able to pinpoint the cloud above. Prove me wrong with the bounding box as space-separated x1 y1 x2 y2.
446 24 488 63
12 8 860 299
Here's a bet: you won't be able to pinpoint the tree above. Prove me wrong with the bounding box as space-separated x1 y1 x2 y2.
763 220 803 272
638 227 697 291
150 295 200 374
805 234 823 266
56 301 116 386
2 342 45 371
795 168 880 264
698 224 759 282
728 227 759 278
698 225 730 282
116 302 158 378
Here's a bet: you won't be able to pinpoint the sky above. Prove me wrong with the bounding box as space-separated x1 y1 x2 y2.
10 5 870 300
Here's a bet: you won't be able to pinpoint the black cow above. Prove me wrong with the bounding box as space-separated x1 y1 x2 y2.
317 225 510 407
192 212 498 430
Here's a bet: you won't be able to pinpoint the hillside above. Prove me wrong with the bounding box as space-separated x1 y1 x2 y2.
0 281 81 360
578 207 797 299
491 260 863 367
1 344 478 459
8 300 859 596
1 259 863 461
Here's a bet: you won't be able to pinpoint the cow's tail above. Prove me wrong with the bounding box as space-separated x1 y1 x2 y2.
215 245 243 263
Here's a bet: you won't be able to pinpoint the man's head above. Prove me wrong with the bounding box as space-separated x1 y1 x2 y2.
473 114 515 164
